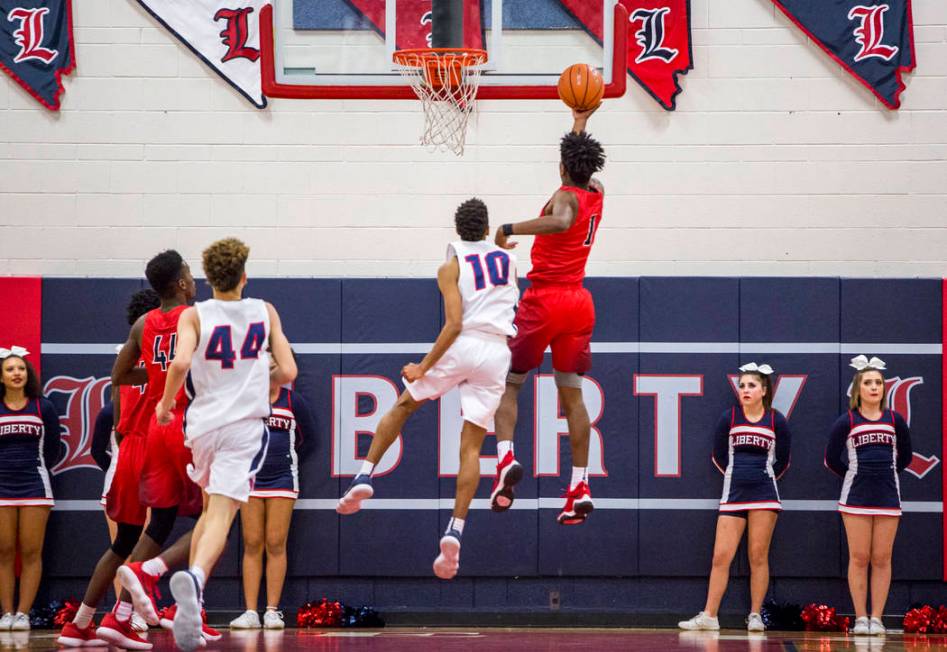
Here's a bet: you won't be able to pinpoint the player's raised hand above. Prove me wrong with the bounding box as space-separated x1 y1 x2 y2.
402 362 426 382
494 227 518 250
155 399 174 425
572 104 599 133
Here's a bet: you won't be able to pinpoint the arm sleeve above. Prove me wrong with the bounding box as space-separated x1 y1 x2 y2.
90 403 114 473
894 412 913 473
824 414 850 477
772 410 792 480
711 410 731 475
40 398 65 469
290 391 318 460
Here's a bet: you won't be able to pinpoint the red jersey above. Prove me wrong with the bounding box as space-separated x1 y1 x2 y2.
128 305 188 437
527 185 603 286
115 382 147 438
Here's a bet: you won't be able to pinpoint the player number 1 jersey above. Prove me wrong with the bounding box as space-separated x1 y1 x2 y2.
185 298 271 439
448 240 518 338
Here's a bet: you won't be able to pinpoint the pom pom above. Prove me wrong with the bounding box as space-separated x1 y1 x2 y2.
801 603 848 632
296 598 343 628
53 599 80 627
761 599 803 631
904 604 935 633
931 606 947 634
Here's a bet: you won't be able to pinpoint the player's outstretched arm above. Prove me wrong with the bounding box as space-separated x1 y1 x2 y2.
267 302 297 387
112 316 147 386
402 258 462 383
572 105 598 134
494 190 578 250
156 307 198 425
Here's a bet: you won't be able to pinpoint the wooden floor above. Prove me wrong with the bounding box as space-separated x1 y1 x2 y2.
7 627 945 651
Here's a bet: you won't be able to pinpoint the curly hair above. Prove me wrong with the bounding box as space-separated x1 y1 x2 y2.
560 131 606 186
145 250 185 299
454 198 489 242
1 356 41 400
126 289 161 325
203 238 249 293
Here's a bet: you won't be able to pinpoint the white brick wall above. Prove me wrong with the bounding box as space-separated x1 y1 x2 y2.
0 0 945 278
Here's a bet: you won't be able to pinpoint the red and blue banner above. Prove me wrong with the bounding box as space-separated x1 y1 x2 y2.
0 0 74 110
771 0 916 109
560 0 693 111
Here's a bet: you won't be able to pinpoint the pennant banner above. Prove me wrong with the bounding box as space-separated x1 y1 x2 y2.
771 0 916 109
0 0 74 110
559 0 692 111
135 0 268 108
342 0 484 50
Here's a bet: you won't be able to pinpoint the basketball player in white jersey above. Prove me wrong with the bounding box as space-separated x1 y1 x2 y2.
337 198 518 580
155 238 296 651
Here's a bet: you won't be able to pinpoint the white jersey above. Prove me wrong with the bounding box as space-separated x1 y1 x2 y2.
448 240 518 338
185 298 271 440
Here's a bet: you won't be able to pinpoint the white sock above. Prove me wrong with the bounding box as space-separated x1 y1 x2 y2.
189 566 206 590
497 440 514 460
115 601 133 623
358 461 375 477
73 603 96 629
570 466 588 489
447 517 465 536
141 557 168 577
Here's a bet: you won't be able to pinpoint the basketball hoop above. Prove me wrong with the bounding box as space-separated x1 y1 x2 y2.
393 48 487 156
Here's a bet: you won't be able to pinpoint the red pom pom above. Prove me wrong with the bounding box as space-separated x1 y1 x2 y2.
904 605 935 634
53 599 80 627
296 598 344 628
931 606 947 634
801 603 845 632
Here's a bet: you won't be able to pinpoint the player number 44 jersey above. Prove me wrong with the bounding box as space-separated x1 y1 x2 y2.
449 240 518 338
185 298 271 439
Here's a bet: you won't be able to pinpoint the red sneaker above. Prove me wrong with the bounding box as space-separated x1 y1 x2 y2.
95 612 153 650
158 605 221 642
117 562 161 625
57 621 107 648
489 451 524 512
557 481 594 525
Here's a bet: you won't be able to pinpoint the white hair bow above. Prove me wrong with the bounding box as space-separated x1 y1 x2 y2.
850 355 886 371
739 362 773 375
0 346 29 359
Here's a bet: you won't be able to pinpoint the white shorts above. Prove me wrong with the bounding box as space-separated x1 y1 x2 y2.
405 331 511 430
186 419 269 503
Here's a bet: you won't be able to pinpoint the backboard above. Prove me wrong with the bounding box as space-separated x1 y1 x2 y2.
261 0 627 100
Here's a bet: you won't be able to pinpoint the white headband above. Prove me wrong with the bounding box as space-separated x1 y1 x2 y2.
739 362 773 376
0 346 29 360
850 355 886 371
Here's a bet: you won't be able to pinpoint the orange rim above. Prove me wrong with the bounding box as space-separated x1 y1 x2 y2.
393 48 488 68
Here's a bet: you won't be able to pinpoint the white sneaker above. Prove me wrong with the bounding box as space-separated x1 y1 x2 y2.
229 610 261 629
0 613 13 630
678 611 720 631
9 613 29 631
869 617 886 635
746 612 765 632
169 571 204 652
262 610 284 630
852 616 870 635
432 531 461 580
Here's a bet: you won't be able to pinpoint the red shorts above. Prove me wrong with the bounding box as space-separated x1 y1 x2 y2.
509 284 595 374
105 435 148 526
140 413 203 518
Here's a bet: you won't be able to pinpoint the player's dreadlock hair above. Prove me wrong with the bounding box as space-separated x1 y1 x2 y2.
203 237 249 293
560 131 606 186
126 289 160 325
145 250 185 299
454 198 489 242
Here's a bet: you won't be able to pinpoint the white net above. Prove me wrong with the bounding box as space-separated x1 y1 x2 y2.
394 49 487 156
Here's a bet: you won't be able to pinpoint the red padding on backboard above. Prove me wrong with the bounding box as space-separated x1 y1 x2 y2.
942 278 946 581
0 277 42 376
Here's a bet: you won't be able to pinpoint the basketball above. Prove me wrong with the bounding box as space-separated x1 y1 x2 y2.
557 63 604 111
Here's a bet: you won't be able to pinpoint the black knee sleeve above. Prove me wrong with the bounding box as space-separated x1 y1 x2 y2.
144 506 178 546
110 523 144 559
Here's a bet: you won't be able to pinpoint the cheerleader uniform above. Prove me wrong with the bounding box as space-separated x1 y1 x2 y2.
92 402 116 505
250 388 315 499
0 398 63 506
712 407 791 514
825 409 911 516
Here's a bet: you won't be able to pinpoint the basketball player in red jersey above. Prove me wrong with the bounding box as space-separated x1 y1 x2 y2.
492 107 605 526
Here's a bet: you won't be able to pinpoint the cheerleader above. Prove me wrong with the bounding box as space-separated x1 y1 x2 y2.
0 347 63 631
230 358 315 630
680 363 791 632
825 355 912 636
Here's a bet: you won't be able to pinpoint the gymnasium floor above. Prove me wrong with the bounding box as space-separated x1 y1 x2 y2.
4 628 940 651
